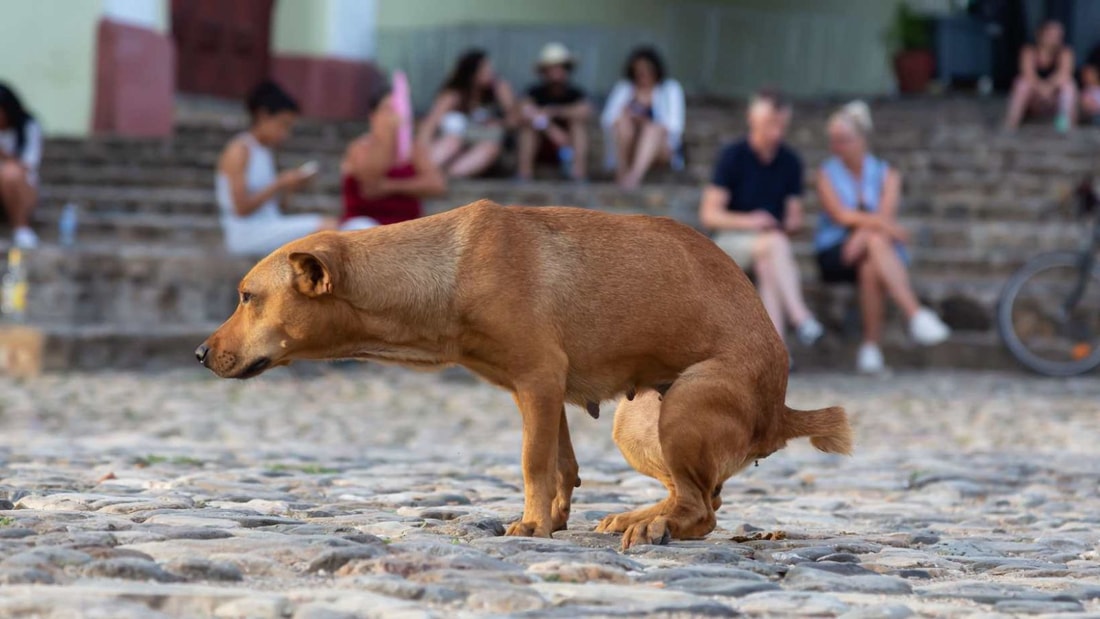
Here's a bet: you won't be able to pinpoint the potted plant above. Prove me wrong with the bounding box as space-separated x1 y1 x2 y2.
886 2 934 94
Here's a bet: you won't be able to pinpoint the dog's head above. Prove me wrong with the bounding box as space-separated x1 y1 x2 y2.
196 232 355 379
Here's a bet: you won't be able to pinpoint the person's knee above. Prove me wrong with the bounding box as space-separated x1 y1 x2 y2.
644 122 669 139
0 162 23 186
865 231 890 255
1012 76 1033 95
756 230 790 258
614 116 635 137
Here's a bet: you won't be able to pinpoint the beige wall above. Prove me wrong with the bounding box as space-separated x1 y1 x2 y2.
0 1 103 136
272 0 332 56
378 0 677 29
376 0 933 102
376 0 951 29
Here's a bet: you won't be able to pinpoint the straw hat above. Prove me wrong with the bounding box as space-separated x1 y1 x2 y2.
536 42 575 70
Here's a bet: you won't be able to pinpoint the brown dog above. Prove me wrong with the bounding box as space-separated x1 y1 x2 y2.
196 200 851 548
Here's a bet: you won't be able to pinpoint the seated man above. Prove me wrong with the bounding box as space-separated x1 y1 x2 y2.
517 43 591 181
699 90 823 347
1081 44 1100 124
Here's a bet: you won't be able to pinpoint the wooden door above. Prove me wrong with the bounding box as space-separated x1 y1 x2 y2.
172 0 275 99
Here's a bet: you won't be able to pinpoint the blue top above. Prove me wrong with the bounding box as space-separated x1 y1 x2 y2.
814 154 890 252
711 139 803 222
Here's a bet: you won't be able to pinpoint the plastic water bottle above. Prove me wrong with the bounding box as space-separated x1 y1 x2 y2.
1 249 28 323
59 202 78 247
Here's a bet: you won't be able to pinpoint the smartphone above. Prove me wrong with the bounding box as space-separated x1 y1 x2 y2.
298 161 320 177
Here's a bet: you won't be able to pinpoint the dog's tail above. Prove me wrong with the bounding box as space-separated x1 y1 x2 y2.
782 406 852 455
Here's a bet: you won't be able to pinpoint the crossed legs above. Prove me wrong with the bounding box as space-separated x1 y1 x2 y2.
752 231 815 340
844 229 921 346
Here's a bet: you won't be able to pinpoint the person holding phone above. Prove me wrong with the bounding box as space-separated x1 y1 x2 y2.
698 90 823 348
216 81 357 257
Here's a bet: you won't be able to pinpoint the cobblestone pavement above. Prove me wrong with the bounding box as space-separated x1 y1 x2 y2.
0 366 1098 618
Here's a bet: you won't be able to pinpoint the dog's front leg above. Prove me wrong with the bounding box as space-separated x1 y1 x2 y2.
507 385 564 538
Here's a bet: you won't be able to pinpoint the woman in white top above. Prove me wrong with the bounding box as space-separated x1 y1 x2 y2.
0 83 43 248
217 81 356 257
601 47 685 190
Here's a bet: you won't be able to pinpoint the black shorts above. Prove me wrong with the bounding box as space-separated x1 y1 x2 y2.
817 244 858 284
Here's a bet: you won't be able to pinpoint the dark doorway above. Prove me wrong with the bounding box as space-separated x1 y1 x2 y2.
171 0 275 99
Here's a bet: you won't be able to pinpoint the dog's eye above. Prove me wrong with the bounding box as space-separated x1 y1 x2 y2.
240 292 253 304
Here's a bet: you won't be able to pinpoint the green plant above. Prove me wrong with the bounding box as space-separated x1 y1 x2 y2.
0 516 14 527
885 2 932 53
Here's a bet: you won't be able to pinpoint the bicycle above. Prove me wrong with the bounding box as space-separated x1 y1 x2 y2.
997 177 1100 376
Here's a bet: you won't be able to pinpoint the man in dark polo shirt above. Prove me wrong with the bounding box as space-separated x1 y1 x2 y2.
699 90 822 346
517 43 592 181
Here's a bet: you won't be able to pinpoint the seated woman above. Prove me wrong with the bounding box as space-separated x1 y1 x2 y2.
216 81 342 257
418 49 516 179
601 46 685 190
0 83 42 248
342 77 446 226
816 101 950 374
1004 20 1077 131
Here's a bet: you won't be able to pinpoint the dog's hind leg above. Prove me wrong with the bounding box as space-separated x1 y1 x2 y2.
552 407 579 532
597 391 674 535
619 358 749 549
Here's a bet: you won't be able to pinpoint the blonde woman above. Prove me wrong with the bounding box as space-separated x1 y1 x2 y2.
815 101 950 373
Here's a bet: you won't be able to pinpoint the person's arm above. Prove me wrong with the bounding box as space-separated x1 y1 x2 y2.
218 140 302 217
1051 47 1076 86
878 168 902 220
495 80 519 128
817 169 907 241
783 154 805 233
600 81 632 130
784 197 804 234
20 121 42 172
546 99 592 122
377 143 447 198
698 185 777 231
1020 46 1039 82
344 137 391 196
416 91 460 144
661 79 686 140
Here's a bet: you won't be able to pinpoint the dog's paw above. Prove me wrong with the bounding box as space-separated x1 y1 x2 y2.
621 516 672 550
505 520 551 538
551 507 570 532
595 512 630 534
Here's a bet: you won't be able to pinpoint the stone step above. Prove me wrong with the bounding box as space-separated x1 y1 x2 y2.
37 178 1065 223
21 201 1090 256
40 134 1099 185
0 236 1038 335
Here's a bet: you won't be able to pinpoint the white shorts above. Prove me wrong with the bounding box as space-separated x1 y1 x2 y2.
223 214 325 256
713 230 763 270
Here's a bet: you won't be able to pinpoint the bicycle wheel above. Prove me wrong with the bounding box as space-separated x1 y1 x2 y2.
998 251 1100 376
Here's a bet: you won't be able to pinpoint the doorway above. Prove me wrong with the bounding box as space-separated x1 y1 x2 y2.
171 0 275 99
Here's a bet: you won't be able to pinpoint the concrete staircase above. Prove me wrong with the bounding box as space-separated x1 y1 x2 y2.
7 97 1098 371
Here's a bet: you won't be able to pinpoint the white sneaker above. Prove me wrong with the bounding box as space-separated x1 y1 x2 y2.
857 343 886 374
796 317 824 347
13 227 38 249
909 308 951 346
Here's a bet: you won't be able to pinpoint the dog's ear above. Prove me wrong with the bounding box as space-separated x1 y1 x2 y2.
288 249 339 297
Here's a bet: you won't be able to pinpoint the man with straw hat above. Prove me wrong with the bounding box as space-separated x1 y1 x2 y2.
517 42 592 181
